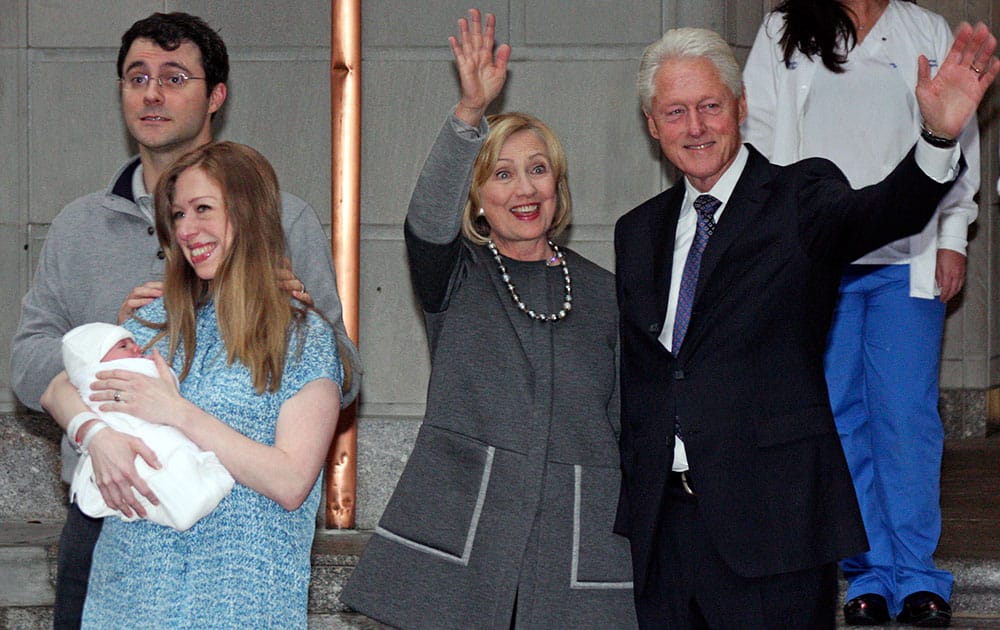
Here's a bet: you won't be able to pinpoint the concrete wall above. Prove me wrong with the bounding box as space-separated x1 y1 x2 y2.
2 1 998 527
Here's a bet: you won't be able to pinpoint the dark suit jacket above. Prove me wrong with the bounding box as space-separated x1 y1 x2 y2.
613 144 956 596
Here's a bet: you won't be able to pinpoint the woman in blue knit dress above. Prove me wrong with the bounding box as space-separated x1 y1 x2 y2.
42 141 345 628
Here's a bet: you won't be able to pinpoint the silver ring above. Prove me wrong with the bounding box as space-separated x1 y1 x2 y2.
113 390 121 402
971 64 983 74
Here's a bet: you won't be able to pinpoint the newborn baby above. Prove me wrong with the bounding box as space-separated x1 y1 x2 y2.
63 322 234 531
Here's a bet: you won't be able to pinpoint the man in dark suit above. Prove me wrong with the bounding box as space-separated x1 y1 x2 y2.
613 24 997 628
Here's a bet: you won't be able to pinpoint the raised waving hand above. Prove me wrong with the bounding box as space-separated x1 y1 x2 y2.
917 22 1000 139
449 8 511 127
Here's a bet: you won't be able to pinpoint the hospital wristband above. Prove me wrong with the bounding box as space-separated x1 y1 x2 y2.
66 412 99 451
79 421 109 455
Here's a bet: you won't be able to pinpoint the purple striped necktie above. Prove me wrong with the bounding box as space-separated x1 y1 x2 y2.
671 194 720 355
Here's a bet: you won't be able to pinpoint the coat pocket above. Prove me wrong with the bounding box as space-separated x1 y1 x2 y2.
375 426 493 565
569 464 634 588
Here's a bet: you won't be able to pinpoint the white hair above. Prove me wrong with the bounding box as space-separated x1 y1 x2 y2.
637 27 743 112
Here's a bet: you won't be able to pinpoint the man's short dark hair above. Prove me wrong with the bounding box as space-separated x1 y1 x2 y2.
117 12 229 94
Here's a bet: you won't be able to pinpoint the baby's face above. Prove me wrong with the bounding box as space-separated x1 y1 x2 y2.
101 338 144 362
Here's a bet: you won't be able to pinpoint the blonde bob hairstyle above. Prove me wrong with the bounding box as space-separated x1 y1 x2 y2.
461 112 572 246
152 141 303 394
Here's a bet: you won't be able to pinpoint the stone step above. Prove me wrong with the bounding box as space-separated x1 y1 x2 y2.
3 520 999 629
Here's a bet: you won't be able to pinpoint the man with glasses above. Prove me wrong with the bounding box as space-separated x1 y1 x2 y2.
10 12 360 628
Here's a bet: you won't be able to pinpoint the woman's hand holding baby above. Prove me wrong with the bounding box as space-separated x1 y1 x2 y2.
93 349 191 428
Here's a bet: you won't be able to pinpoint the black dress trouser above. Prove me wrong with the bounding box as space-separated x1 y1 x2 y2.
53 502 102 630
635 486 838 629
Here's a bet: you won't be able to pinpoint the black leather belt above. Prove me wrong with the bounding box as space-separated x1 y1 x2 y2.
669 470 695 496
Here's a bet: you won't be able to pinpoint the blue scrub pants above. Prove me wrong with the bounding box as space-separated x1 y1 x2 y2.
824 264 952 615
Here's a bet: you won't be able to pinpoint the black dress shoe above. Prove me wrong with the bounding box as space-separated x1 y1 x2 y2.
897 591 952 627
844 594 890 625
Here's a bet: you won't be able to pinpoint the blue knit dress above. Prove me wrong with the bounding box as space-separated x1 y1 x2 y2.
82 299 342 629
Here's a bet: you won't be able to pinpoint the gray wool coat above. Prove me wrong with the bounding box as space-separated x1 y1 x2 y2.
340 117 636 629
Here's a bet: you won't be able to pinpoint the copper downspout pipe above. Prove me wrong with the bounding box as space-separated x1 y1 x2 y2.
327 0 361 528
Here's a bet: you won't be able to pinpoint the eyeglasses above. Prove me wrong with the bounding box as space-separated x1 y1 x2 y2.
120 71 206 91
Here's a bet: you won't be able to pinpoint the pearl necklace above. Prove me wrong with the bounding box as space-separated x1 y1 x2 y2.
487 240 572 322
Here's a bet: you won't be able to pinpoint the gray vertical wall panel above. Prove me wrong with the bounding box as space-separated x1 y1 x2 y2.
0 40 25 403
523 1 663 46
172 1 330 47
361 58 460 227
0 49 24 225
0 0 26 47
221 56 332 219
362 1 510 48
27 53 132 224
729 0 767 49
675 0 726 31
357 238 428 407
27 1 160 47
0 228 22 405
